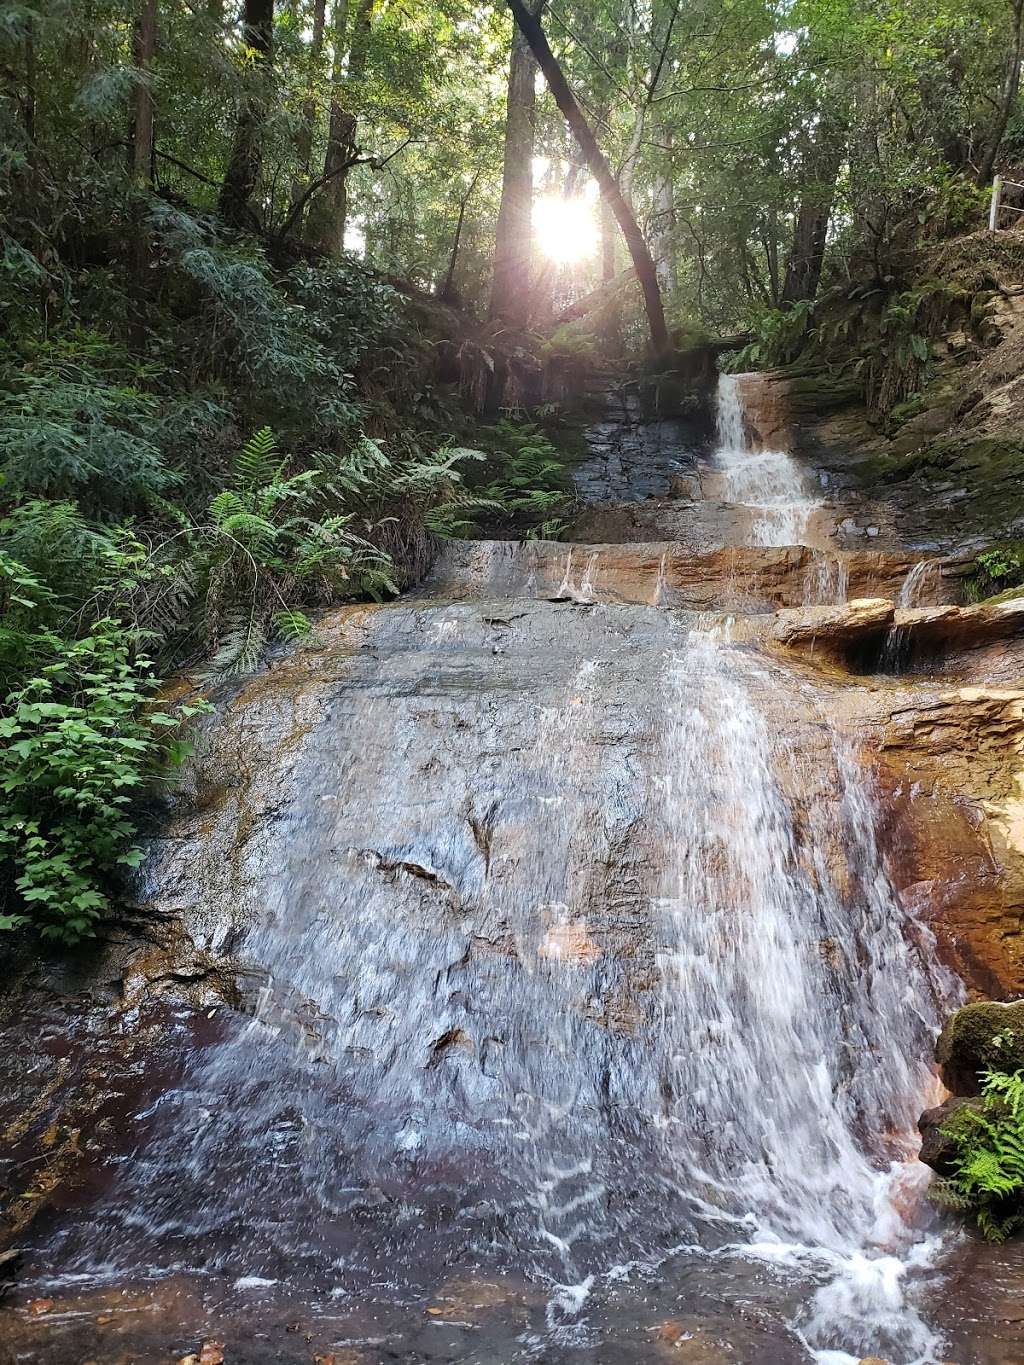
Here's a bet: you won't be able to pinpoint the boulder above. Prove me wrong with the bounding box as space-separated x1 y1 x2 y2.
935 999 1024 1095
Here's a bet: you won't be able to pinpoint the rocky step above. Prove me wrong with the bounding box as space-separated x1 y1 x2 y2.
420 539 969 614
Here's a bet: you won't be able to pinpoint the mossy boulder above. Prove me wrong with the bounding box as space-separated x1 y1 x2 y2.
935 999 1024 1095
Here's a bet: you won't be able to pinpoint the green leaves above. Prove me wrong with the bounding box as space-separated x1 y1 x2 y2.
0 621 204 944
933 1068 1024 1242
195 427 399 677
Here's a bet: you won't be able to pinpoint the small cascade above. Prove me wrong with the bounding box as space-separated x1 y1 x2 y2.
899 559 941 608
650 549 668 605
805 550 850 606
881 560 943 672
714 373 825 546
555 546 602 603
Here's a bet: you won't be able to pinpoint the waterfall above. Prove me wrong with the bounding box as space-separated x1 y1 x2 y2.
714 373 825 550
656 628 957 1362
882 560 943 671
899 559 941 608
10 377 977 1365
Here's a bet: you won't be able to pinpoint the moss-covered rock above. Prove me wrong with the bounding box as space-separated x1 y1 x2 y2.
935 999 1024 1095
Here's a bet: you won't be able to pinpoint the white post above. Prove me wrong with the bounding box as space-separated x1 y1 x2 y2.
990 175 1004 231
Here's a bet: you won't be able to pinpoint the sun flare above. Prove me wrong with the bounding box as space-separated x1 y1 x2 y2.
533 195 600 265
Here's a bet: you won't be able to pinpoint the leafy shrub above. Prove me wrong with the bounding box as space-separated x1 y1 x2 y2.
970 542 1024 600
729 299 815 371
0 355 174 514
931 1069 1024 1242
0 600 203 944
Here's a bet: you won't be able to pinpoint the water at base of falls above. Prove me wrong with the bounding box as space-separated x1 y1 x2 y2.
20 606 958 1365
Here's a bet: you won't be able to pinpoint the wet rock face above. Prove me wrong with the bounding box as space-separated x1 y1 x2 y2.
5 371 1024 1364
872 685 1024 996
571 393 708 504
936 1000 1024 1094
425 540 963 612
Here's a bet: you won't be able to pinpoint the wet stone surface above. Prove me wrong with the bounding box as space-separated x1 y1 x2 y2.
3 376 1024 1365
570 394 707 505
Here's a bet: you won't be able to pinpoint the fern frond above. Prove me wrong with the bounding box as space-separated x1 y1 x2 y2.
202 609 268 678
208 490 247 525
234 426 282 491
271 608 311 641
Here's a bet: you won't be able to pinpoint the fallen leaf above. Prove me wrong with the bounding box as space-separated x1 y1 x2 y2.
27 1298 54 1316
199 1344 225 1365
95 1313 115 1324
177 1356 198 1365
426 1307 443 1316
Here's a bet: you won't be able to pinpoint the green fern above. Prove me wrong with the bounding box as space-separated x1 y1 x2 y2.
202 609 269 678
934 1068 1024 1241
234 426 283 491
193 427 403 677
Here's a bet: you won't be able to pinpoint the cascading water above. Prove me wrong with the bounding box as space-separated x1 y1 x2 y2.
714 372 825 549
7 375 982 1365
881 560 944 671
656 627 958 1363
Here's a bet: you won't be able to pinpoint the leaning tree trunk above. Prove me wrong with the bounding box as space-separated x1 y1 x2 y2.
506 0 670 357
219 0 275 230
978 0 1024 186
308 0 373 257
489 0 542 325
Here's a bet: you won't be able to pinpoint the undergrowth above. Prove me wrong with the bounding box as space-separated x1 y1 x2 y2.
965 542 1024 601
931 1069 1024 1242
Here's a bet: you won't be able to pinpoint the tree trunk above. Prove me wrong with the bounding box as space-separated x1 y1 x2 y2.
506 0 670 356
978 0 1024 186
780 121 844 306
600 196 616 282
218 0 275 230
307 0 373 257
131 0 157 184
289 0 327 219
439 171 480 303
128 0 158 351
489 0 542 325
651 143 676 297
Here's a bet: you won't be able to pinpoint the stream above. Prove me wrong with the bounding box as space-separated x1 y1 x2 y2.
3 375 1021 1365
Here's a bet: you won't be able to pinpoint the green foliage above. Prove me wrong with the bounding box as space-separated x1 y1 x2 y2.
0 343 175 515
472 421 574 537
970 542 1024 599
931 1070 1024 1242
193 427 397 676
0 601 205 944
729 301 816 371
